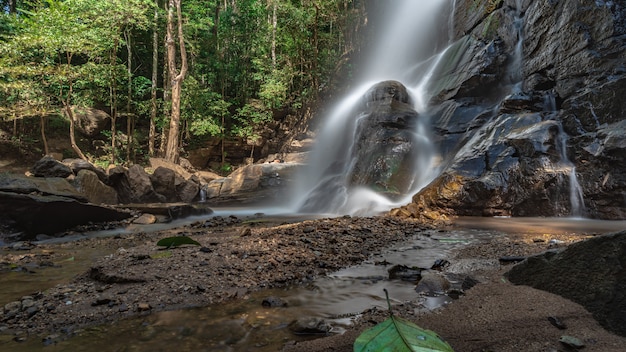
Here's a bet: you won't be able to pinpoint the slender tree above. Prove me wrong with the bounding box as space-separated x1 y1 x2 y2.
148 0 159 156
164 0 187 163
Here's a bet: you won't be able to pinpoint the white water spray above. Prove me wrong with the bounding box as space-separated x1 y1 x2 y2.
289 0 451 215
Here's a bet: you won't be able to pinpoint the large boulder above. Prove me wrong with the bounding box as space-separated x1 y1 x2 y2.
72 106 111 137
0 191 130 238
0 174 87 201
297 80 423 213
127 164 165 204
0 173 128 237
31 156 73 178
349 81 421 197
107 165 133 204
72 169 118 205
150 166 200 203
149 166 178 202
505 231 626 337
107 165 165 204
63 158 108 184
206 162 299 205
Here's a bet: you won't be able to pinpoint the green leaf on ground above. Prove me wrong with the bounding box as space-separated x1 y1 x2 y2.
353 289 455 352
156 236 201 248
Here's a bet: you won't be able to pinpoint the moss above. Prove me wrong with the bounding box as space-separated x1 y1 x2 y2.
481 12 500 40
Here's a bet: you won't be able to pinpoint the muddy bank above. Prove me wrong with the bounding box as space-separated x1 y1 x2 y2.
0 215 432 337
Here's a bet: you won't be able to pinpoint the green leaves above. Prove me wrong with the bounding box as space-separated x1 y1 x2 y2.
353 290 454 352
156 236 201 248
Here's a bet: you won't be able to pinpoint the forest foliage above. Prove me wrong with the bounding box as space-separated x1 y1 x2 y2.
0 0 367 167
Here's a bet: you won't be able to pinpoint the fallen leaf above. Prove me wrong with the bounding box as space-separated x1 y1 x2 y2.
353 289 454 352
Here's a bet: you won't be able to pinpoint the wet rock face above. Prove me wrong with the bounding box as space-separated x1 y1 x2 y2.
398 0 626 219
349 81 420 197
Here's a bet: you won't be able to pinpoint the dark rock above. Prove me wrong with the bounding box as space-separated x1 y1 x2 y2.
288 317 331 335
175 177 199 203
64 159 108 183
388 264 422 282
431 259 450 270
505 231 626 337
0 191 131 237
72 170 118 205
150 167 178 202
415 271 450 296
127 165 166 203
107 165 132 204
261 296 287 308
91 298 112 307
31 156 73 178
0 174 87 201
393 0 626 220
88 266 147 284
548 316 567 330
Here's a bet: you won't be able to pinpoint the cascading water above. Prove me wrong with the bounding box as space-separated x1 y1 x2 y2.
544 92 586 217
508 0 585 217
289 0 452 215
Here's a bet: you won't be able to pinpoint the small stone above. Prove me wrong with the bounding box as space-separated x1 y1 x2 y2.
137 303 151 311
262 296 287 308
4 301 21 315
559 335 585 349
91 297 112 307
133 214 157 225
25 306 40 318
548 316 567 330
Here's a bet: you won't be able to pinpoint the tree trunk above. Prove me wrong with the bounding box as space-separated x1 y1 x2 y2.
40 115 49 156
109 37 119 165
65 104 87 160
149 0 158 157
271 1 277 69
125 29 133 165
63 53 87 160
164 0 188 164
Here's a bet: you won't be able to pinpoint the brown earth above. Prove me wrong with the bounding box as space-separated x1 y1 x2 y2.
1 215 625 351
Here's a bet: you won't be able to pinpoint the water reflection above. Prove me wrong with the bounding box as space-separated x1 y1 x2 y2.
451 216 626 235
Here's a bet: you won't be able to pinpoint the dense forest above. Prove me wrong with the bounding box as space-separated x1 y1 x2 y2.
0 0 368 172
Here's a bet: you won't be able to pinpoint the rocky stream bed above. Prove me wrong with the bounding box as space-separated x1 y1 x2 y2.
1 214 626 351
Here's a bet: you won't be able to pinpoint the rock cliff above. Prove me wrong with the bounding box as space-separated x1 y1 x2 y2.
398 0 625 219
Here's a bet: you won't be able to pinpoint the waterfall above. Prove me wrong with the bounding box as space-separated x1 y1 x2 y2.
544 92 586 217
508 0 525 93
199 187 207 203
289 0 451 215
